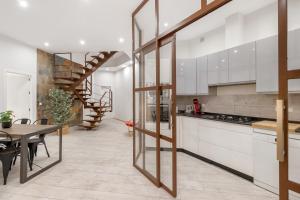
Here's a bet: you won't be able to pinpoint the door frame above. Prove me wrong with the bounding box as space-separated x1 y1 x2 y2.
132 0 232 197
3 69 33 120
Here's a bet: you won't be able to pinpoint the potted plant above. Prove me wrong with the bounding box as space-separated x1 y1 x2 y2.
0 111 14 128
46 89 72 134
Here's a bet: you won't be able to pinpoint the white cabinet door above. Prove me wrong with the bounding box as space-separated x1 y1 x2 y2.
229 42 256 83
176 59 197 95
196 56 208 95
181 117 198 154
256 35 279 93
207 53 219 85
208 51 229 85
176 59 185 95
288 29 300 91
218 50 229 84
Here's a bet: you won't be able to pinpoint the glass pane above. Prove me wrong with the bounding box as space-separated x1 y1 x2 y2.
287 0 300 92
145 134 157 178
145 50 156 87
134 0 156 49
160 140 173 190
160 42 173 85
134 55 142 88
160 89 173 138
135 91 157 132
159 0 201 34
134 130 144 168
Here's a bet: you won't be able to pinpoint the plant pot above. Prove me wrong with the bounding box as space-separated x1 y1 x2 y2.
2 121 12 129
57 125 69 135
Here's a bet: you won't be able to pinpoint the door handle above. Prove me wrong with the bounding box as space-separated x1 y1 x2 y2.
276 99 285 162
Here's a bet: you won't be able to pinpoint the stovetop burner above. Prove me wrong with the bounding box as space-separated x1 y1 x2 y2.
199 113 257 125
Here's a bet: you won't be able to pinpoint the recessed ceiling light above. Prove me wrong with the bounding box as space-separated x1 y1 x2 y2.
44 42 49 47
80 40 86 45
119 37 125 43
164 22 169 27
18 0 28 8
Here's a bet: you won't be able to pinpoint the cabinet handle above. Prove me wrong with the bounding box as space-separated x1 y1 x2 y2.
276 99 285 162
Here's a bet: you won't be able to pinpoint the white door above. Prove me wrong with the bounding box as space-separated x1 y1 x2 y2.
5 72 31 120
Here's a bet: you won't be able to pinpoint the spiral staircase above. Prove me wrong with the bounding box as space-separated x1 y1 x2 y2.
53 51 116 130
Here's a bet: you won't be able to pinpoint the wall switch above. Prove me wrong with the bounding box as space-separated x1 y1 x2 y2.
289 107 294 113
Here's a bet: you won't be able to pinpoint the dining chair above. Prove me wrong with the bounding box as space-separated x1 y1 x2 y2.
28 118 50 170
13 118 31 125
0 131 20 185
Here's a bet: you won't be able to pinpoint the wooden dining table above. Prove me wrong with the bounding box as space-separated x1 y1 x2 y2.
0 124 62 183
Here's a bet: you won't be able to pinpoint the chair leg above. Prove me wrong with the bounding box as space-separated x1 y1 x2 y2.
28 144 36 171
1 155 14 185
42 141 50 158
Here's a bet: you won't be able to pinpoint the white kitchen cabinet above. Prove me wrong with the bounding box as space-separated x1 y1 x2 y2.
218 51 229 84
176 59 197 95
180 116 253 176
207 50 229 85
253 129 300 199
256 29 300 93
207 53 219 85
228 42 256 83
288 29 300 91
181 117 198 154
196 56 209 95
256 35 278 93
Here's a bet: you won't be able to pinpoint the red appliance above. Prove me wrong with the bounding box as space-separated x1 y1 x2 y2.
193 98 201 114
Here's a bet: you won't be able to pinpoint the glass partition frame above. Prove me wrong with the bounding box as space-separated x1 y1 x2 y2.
132 0 233 197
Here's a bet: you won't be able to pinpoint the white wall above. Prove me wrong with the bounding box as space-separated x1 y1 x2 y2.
114 66 133 121
92 71 116 119
178 0 300 59
0 34 37 121
91 67 133 121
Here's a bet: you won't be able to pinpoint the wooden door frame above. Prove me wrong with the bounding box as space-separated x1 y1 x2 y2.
132 0 232 197
278 0 300 199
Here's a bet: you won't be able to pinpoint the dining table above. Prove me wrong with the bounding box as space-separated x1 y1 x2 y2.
0 124 62 183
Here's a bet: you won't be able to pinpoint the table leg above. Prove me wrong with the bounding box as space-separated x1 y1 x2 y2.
20 136 28 184
59 127 62 161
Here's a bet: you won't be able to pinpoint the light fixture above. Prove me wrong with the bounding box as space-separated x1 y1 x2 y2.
119 37 125 43
234 49 238 54
164 22 169 27
44 42 49 47
18 0 28 8
80 40 86 45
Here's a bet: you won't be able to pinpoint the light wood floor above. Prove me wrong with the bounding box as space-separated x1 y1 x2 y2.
0 119 277 200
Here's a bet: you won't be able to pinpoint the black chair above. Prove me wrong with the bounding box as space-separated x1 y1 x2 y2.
13 118 31 125
28 118 50 170
0 131 20 185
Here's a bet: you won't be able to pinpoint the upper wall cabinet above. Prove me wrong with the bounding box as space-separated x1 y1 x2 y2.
208 50 229 85
176 58 197 95
288 29 300 91
228 42 256 83
256 29 300 93
196 56 209 95
256 35 278 93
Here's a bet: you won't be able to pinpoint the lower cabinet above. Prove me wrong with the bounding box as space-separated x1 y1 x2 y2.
180 116 253 176
253 129 300 200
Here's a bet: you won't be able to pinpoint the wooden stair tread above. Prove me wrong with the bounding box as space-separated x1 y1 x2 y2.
73 71 85 75
86 61 97 67
83 119 101 123
86 114 102 118
78 124 98 129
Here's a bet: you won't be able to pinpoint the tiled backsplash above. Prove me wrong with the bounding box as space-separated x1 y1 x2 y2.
177 94 300 122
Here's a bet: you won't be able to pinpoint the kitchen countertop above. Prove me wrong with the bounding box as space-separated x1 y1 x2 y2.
177 112 258 126
252 120 300 133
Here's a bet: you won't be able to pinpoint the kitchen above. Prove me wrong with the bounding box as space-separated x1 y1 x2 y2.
173 0 300 199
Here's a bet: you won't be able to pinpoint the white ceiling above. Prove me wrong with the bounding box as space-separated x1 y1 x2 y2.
0 0 277 58
0 0 141 55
